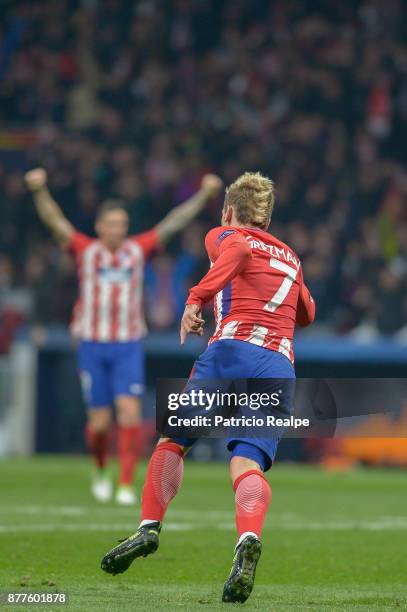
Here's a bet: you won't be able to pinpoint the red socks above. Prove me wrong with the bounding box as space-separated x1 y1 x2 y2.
117 425 143 485
141 442 184 522
85 424 143 485
234 469 271 540
139 449 269 539
85 424 110 469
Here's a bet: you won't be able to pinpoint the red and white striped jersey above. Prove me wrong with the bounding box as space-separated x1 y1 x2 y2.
67 229 159 342
186 226 315 363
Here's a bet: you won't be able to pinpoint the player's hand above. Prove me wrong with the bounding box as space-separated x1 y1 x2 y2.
25 168 47 192
201 174 223 198
180 304 205 344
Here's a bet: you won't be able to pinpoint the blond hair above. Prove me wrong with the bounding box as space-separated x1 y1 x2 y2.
224 172 275 229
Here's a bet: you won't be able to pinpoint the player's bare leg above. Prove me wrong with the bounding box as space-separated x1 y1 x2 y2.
86 407 113 503
115 395 143 505
222 454 271 604
101 437 187 574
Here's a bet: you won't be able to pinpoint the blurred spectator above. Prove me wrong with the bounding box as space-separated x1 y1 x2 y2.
0 0 406 337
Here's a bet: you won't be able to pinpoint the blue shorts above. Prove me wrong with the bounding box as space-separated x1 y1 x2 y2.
77 340 145 409
171 339 295 471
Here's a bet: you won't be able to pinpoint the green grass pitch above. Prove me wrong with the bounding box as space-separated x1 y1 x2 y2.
0 456 406 611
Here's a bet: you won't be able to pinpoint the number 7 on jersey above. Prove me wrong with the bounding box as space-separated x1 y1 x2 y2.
264 258 299 312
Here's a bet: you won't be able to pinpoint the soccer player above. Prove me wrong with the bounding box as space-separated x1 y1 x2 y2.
101 172 315 602
24 168 223 505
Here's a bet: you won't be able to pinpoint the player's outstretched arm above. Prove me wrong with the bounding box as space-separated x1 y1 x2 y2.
25 168 74 247
154 174 223 244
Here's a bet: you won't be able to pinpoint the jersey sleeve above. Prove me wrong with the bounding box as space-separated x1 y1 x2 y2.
132 228 160 259
66 230 93 256
296 267 316 327
186 227 252 308
204 227 247 262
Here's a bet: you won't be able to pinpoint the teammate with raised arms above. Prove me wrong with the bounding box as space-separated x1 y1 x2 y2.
25 168 222 505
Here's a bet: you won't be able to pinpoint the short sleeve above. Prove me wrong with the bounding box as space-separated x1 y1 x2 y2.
187 227 251 306
132 228 160 259
66 230 93 256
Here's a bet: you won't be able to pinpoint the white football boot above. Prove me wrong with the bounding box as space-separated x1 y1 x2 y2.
91 470 113 503
115 484 137 506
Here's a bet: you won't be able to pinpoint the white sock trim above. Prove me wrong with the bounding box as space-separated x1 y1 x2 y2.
139 519 159 528
236 531 259 549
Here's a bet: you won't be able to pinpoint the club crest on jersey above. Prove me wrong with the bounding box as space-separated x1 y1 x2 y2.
118 252 132 266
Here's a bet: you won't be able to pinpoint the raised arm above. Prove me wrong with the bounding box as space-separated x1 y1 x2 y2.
154 174 223 244
24 168 74 247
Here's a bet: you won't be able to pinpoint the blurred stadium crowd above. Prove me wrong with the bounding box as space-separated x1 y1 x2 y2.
1 0 407 346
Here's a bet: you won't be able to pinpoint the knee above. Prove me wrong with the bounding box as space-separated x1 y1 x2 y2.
88 408 111 433
230 455 262 484
116 396 141 426
229 442 270 484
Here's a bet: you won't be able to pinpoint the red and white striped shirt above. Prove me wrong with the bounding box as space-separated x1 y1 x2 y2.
67 229 159 342
186 226 315 363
